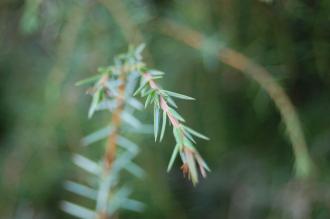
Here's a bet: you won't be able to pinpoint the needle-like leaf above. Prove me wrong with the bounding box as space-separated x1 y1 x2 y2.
75 74 104 86
160 110 167 141
183 125 210 140
168 108 185 122
133 78 148 96
167 144 179 172
88 90 101 118
154 104 160 141
163 90 195 100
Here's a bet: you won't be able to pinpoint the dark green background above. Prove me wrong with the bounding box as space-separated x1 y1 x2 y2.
0 0 329 218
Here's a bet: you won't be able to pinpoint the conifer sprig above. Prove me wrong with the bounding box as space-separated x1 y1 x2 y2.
63 47 146 219
63 45 210 219
134 63 210 185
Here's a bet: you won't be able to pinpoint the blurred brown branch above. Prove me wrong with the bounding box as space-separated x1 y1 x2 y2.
158 18 315 178
98 0 153 65
98 72 126 218
45 3 88 103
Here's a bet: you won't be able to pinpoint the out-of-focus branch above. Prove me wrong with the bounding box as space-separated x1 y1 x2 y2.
97 0 142 44
97 0 153 64
97 70 127 219
104 70 126 172
158 18 314 178
45 3 88 103
42 2 90 157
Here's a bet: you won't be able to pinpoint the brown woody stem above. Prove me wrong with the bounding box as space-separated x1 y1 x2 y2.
104 69 126 171
158 19 314 178
97 67 127 219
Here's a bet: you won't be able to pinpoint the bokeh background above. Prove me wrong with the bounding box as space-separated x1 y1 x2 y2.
0 0 330 218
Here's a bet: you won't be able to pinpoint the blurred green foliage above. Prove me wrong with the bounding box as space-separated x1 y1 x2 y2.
0 0 329 218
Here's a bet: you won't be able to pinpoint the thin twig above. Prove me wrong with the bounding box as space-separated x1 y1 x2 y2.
45 3 88 103
97 68 127 219
104 69 126 171
97 0 154 64
158 18 314 178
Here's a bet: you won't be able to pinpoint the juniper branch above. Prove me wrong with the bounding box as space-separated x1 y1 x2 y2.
158 18 315 178
63 49 146 219
134 67 210 185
